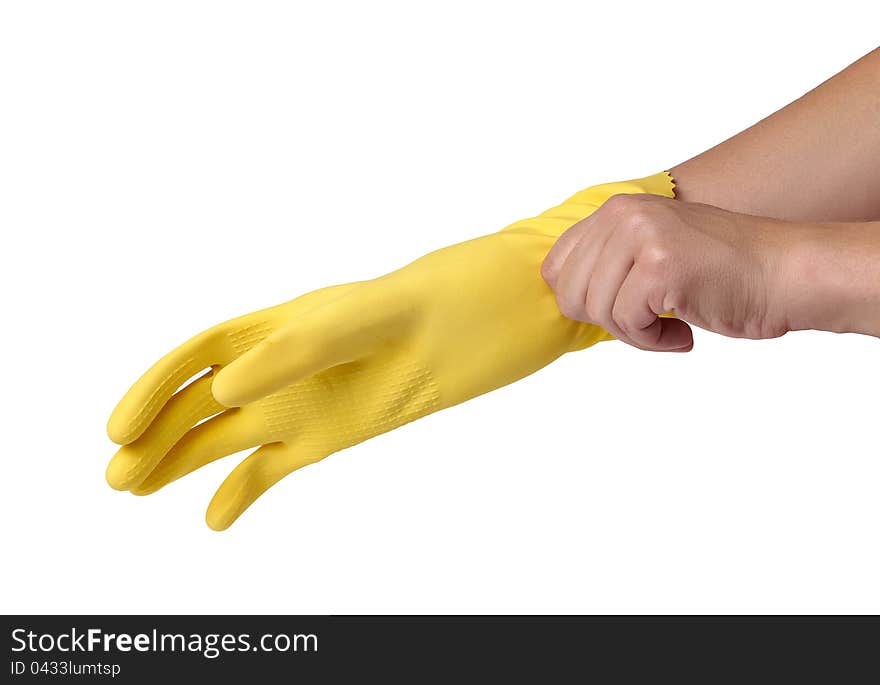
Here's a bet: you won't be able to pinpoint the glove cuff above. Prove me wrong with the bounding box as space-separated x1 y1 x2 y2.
502 171 677 237
569 170 676 206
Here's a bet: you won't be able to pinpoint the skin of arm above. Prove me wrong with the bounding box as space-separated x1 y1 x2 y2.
541 47 880 350
671 47 880 222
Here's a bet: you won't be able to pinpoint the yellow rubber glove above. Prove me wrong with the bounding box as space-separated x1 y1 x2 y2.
107 172 676 530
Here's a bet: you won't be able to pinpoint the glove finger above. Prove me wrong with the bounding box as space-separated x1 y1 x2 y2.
105 372 223 491
130 408 265 495
205 442 322 531
107 326 230 445
211 282 409 407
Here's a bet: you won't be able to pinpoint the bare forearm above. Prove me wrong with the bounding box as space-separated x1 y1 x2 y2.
782 221 880 336
671 48 880 222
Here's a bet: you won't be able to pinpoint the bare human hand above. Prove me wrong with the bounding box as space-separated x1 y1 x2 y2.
541 192 880 351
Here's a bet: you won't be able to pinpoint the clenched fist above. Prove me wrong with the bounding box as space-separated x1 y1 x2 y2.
541 193 812 351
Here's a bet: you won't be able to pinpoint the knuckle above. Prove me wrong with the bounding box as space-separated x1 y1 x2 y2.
624 208 659 235
611 306 630 335
641 244 671 271
556 293 584 321
601 193 640 215
583 296 602 325
605 196 666 238
633 216 661 240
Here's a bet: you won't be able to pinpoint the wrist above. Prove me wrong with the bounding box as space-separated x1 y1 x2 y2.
777 222 880 336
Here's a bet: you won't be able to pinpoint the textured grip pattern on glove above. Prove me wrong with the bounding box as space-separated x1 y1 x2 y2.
261 359 440 450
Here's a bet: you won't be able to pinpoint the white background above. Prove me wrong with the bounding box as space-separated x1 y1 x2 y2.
1 1 879 614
